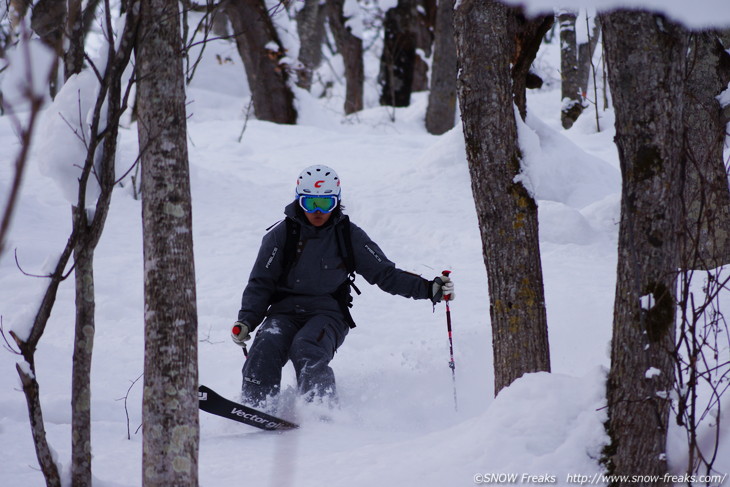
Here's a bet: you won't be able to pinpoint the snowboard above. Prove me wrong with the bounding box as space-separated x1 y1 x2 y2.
198 385 298 431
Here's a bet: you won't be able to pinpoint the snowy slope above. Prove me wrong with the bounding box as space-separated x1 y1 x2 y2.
1 13 729 487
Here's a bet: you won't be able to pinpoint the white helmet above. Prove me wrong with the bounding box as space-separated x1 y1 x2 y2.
296 165 341 197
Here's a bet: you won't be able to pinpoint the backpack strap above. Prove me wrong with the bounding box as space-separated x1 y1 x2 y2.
334 216 360 328
335 215 360 295
279 217 302 284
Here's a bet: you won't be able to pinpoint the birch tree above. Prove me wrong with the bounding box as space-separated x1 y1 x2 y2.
3 3 136 485
69 4 138 484
136 0 199 484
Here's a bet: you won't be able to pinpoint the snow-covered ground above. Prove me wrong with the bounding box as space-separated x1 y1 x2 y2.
1 5 729 486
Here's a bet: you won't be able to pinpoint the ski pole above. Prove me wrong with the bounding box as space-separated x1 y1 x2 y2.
442 270 457 411
232 324 249 358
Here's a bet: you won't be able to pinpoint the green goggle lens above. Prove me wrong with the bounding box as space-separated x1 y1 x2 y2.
299 195 338 213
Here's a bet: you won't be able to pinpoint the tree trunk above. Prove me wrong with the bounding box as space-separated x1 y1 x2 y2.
30 0 66 97
510 11 554 120
410 0 435 93
210 3 230 38
82 0 102 40
379 0 416 107
7 5 135 486
63 0 102 78
326 0 364 114
576 16 601 103
600 11 687 484
69 86 117 487
64 0 85 79
455 0 550 395
681 30 730 269
10 223 80 487
9 0 31 30
425 0 456 135
16 359 62 487
30 0 65 48
70 6 138 485
64 0 84 78
136 0 199 485
224 0 297 124
71 240 95 487
295 0 326 91
559 10 582 128
559 11 601 129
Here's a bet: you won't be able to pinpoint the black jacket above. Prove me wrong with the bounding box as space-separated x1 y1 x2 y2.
238 202 430 329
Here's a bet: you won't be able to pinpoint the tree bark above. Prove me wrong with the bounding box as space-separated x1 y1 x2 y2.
30 0 66 97
30 0 65 50
64 0 85 79
410 0 435 93
82 0 102 40
510 11 554 120
71 241 95 487
559 10 601 129
16 359 62 487
576 16 600 103
70 6 138 485
296 0 326 91
600 10 687 484
681 30 730 268
455 0 550 395
7 5 136 486
224 0 297 124
559 10 582 128
327 0 364 114
11 229 79 487
379 0 416 107
425 0 456 135
9 207 78 487
136 0 199 485
9 0 31 30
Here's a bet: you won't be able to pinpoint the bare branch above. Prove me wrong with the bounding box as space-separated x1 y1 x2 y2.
83 52 104 83
0 91 45 258
116 373 143 440
0 317 22 355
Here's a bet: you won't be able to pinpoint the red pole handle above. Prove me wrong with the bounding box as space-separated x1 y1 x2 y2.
441 270 452 301
232 324 249 358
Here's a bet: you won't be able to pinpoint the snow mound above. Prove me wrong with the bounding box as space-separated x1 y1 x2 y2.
289 369 611 487
518 112 621 209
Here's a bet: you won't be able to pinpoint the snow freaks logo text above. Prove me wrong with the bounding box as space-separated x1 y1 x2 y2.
474 472 729 485
474 473 556 484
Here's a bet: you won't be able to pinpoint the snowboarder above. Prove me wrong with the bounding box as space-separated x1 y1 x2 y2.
231 164 454 407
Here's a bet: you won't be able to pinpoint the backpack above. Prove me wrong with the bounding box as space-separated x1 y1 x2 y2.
277 216 361 328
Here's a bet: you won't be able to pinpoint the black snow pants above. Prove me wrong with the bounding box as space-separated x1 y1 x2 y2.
241 312 350 405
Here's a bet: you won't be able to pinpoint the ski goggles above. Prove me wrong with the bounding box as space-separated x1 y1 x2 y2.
298 195 339 214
